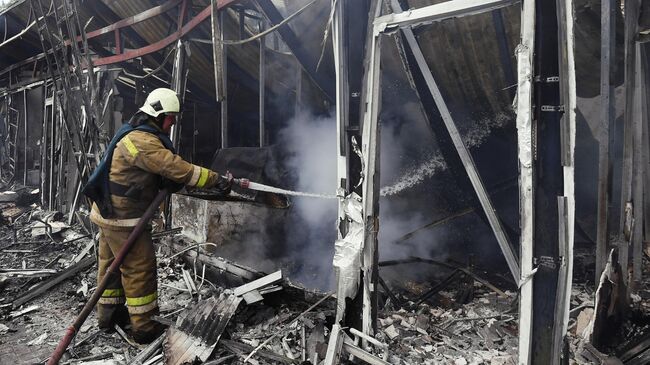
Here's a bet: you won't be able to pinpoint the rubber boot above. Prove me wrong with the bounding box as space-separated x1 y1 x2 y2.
131 322 167 344
97 304 130 332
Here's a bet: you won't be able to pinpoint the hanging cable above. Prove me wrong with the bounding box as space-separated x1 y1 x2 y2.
121 46 177 80
219 0 321 45
315 0 338 71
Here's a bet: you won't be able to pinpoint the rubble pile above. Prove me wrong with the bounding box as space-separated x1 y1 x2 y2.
1 182 649 364
375 298 517 364
567 255 650 364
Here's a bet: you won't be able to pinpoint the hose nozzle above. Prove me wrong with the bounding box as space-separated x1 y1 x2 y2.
234 178 250 189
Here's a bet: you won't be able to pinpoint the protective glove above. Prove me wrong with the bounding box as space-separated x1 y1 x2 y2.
213 171 233 196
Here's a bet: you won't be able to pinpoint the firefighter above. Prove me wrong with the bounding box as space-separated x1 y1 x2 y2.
83 88 231 344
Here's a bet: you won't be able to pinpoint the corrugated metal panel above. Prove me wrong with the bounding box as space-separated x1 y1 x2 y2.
164 292 242 365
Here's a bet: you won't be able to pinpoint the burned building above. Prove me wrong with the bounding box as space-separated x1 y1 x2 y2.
0 0 649 364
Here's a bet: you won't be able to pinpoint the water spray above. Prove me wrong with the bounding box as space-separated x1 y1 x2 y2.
232 177 337 199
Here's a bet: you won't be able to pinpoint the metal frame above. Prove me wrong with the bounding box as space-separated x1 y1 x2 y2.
331 0 376 334
92 1 233 66
373 0 518 32
333 0 349 188
337 2 575 364
345 0 524 337
387 0 519 282
82 0 183 41
359 1 383 336
0 0 239 73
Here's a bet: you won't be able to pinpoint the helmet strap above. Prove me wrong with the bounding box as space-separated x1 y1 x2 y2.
128 111 149 127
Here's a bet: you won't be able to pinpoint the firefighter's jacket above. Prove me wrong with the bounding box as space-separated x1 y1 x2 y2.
90 123 218 230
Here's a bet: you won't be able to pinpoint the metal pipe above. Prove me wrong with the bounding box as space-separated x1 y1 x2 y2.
23 89 27 185
295 59 302 114
210 0 223 101
55 110 66 209
220 10 228 149
259 19 265 147
47 189 169 365
48 99 54 210
41 95 49 207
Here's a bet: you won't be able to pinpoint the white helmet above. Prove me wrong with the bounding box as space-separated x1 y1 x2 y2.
139 88 180 117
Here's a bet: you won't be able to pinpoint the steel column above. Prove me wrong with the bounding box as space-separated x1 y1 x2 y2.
333 0 349 190
359 8 383 337
619 0 642 282
22 89 27 185
596 0 617 287
631 41 645 288
530 1 565 363
516 0 536 363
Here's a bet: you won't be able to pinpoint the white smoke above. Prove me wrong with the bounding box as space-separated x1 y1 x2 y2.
272 104 514 289
277 111 338 225
276 111 338 289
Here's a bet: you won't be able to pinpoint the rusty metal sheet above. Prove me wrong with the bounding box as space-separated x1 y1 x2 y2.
93 1 239 66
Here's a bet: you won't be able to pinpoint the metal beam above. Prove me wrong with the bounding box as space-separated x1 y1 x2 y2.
83 0 183 40
551 197 570 365
641 47 650 278
359 8 382 337
557 0 578 360
332 0 374 335
388 0 519 282
375 0 518 33
390 4 498 235
333 0 349 176
515 0 535 363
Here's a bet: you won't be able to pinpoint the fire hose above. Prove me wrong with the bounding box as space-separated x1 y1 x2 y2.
47 189 169 365
47 175 332 363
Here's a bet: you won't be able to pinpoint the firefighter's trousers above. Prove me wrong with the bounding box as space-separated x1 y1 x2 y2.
96 226 159 334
